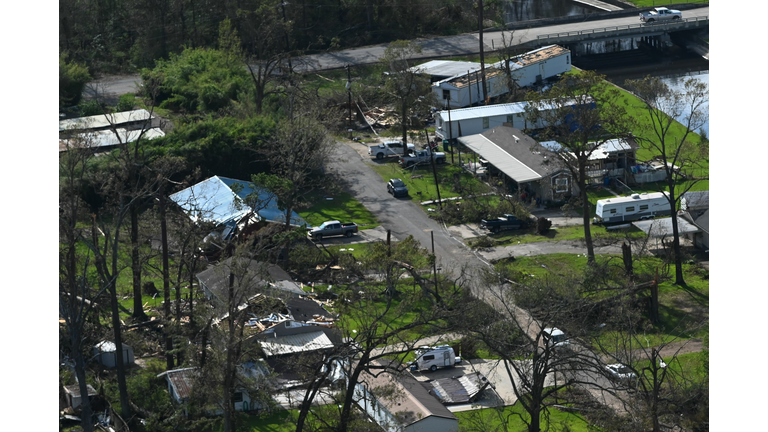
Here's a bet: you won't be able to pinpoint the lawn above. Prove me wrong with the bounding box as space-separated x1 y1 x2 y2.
473 222 646 247
298 191 379 229
368 159 492 205
456 401 596 432
495 253 709 342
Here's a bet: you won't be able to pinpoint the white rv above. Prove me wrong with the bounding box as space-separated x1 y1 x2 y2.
409 345 461 372
593 192 671 225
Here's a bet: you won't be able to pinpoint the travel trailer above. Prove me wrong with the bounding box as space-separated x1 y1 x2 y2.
593 192 671 225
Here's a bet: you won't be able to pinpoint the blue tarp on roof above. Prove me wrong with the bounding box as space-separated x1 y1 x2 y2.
169 176 306 226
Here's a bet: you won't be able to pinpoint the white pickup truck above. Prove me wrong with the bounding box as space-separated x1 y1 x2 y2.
639 7 682 24
368 141 415 159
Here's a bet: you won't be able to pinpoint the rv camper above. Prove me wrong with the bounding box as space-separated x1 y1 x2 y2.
543 328 570 349
593 192 671 225
409 345 462 372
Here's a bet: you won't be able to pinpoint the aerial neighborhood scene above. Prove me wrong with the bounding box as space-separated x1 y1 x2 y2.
58 1 712 431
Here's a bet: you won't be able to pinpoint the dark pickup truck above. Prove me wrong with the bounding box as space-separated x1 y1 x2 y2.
480 214 528 233
308 221 358 240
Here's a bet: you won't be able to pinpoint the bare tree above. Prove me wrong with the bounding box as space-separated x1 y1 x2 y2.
525 70 632 264
59 134 100 432
380 40 435 146
624 76 709 285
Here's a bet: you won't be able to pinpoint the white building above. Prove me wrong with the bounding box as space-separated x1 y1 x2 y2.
432 45 571 109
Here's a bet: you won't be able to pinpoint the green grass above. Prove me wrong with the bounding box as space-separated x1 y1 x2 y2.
456 401 596 432
298 191 379 229
496 254 708 341
325 242 376 259
368 159 492 205
476 223 646 247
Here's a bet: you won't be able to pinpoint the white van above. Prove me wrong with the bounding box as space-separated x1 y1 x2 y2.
543 328 570 350
409 345 461 372
594 192 671 224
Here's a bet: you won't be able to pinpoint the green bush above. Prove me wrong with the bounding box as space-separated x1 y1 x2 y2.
60 52 91 108
116 94 136 112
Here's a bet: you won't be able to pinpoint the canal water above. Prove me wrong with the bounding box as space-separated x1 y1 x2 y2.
505 0 597 22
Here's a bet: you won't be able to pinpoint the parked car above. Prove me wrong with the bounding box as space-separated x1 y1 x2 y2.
408 345 461 372
399 149 446 167
480 214 528 233
387 178 409 197
605 363 637 382
368 141 415 159
308 221 358 240
543 327 570 350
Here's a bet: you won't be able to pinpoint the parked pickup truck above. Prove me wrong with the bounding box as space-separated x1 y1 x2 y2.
308 221 358 240
399 149 446 167
480 214 528 233
368 141 416 159
639 7 681 24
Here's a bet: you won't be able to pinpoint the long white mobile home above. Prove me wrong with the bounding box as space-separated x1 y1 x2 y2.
594 192 671 224
432 45 571 109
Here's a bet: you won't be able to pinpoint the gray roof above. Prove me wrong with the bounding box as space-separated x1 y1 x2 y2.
60 127 165 152
59 109 153 132
260 330 334 356
437 101 529 122
681 191 709 210
421 373 490 405
632 216 702 237
157 368 197 401
361 361 457 427
196 258 296 304
458 126 561 183
410 60 482 79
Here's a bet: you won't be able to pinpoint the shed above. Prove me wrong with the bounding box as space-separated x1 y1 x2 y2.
93 341 134 368
63 384 97 409
631 215 702 238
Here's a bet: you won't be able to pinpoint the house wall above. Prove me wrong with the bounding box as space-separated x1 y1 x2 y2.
435 109 549 140
433 72 508 109
509 52 571 87
97 345 135 368
354 382 403 432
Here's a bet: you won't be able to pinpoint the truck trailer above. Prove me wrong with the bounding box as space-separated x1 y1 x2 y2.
593 192 671 224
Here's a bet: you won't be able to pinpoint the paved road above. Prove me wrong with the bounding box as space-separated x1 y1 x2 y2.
83 6 709 98
324 141 479 274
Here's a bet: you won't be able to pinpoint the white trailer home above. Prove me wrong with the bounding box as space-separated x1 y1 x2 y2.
432 45 571 109
594 192 671 224
434 99 571 141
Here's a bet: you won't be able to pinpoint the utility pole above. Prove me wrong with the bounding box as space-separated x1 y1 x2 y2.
346 64 353 139
424 129 442 209
447 95 454 164
431 231 440 303
478 0 488 102
468 70 473 107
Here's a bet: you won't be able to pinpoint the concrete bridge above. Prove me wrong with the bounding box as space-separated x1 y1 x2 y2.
529 15 709 49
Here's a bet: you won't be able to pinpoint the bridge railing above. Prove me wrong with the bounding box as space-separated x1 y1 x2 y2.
536 16 708 40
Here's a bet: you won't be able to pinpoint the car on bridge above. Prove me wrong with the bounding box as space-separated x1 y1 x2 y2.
639 7 682 24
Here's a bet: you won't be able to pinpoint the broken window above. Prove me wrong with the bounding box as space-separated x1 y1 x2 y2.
554 176 569 193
